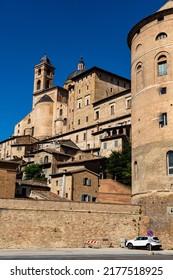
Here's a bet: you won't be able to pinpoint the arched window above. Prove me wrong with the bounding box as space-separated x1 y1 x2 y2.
37 80 41 90
136 44 142 51
46 80 50 89
156 32 167 40
44 156 49 164
47 69 51 75
136 63 142 72
28 118 31 124
38 68 41 75
136 62 143 92
59 109 63 116
157 55 167 76
134 161 138 180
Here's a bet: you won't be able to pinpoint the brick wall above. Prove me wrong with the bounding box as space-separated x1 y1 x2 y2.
0 199 140 249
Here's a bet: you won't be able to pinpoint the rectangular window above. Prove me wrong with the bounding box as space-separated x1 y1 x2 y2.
103 142 107 149
95 110 100 120
158 61 167 76
85 96 90 106
77 99 82 109
167 152 173 175
83 178 91 186
81 194 90 202
78 119 80 125
86 116 88 122
159 113 167 127
110 104 115 115
83 133 86 140
160 87 167 94
76 135 79 142
126 97 132 109
114 140 118 147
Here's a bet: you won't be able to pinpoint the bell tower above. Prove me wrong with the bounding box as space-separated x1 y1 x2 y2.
33 54 55 107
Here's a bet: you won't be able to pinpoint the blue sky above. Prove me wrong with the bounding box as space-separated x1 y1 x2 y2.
0 0 166 141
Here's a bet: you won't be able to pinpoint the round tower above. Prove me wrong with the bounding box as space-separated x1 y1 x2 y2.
34 94 54 139
128 1 173 246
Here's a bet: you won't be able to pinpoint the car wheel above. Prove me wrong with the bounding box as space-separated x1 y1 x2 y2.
146 244 152 251
127 243 133 249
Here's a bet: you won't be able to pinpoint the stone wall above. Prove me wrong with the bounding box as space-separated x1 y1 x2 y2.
0 199 140 249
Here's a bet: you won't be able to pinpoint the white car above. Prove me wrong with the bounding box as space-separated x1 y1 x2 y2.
126 236 162 250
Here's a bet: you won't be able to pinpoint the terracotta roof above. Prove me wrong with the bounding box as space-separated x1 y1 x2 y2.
16 179 49 190
35 94 54 105
31 190 70 201
99 179 131 194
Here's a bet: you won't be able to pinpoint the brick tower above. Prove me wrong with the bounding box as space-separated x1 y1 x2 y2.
128 1 173 247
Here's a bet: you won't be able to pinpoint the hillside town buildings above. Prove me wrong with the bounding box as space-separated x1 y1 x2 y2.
0 50 132 202
0 0 173 249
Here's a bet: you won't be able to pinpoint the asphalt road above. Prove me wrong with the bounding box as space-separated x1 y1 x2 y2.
0 248 173 260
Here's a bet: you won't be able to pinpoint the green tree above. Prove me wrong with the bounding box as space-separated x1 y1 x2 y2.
24 164 45 181
106 141 131 187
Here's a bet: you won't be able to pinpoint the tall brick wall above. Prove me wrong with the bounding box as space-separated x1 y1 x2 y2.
0 199 140 249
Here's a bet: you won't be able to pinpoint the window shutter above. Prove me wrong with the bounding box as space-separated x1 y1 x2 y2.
87 179 91 186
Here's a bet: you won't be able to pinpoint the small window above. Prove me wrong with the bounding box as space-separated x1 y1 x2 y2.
114 140 118 147
44 156 49 164
156 32 167 40
85 96 90 106
134 161 138 180
81 194 90 202
77 99 82 109
103 143 107 149
76 135 79 142
158 56 167 76
160 87 167 94
95 110 100 120
83 178 91 186
47 69 51 75
126 97 131 109
37 80 41 90
38 68 41 75
167 151 173 175
159 113 167 127
78 119 80 125
46 80 50 89
158 16 164 22
59 109 63 116
110 104 115 115
136 64 142 72
86 116 88 122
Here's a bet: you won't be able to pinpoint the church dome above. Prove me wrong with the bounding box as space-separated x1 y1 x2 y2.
66 57 85 81
40 54 51 65
67 69 85 80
